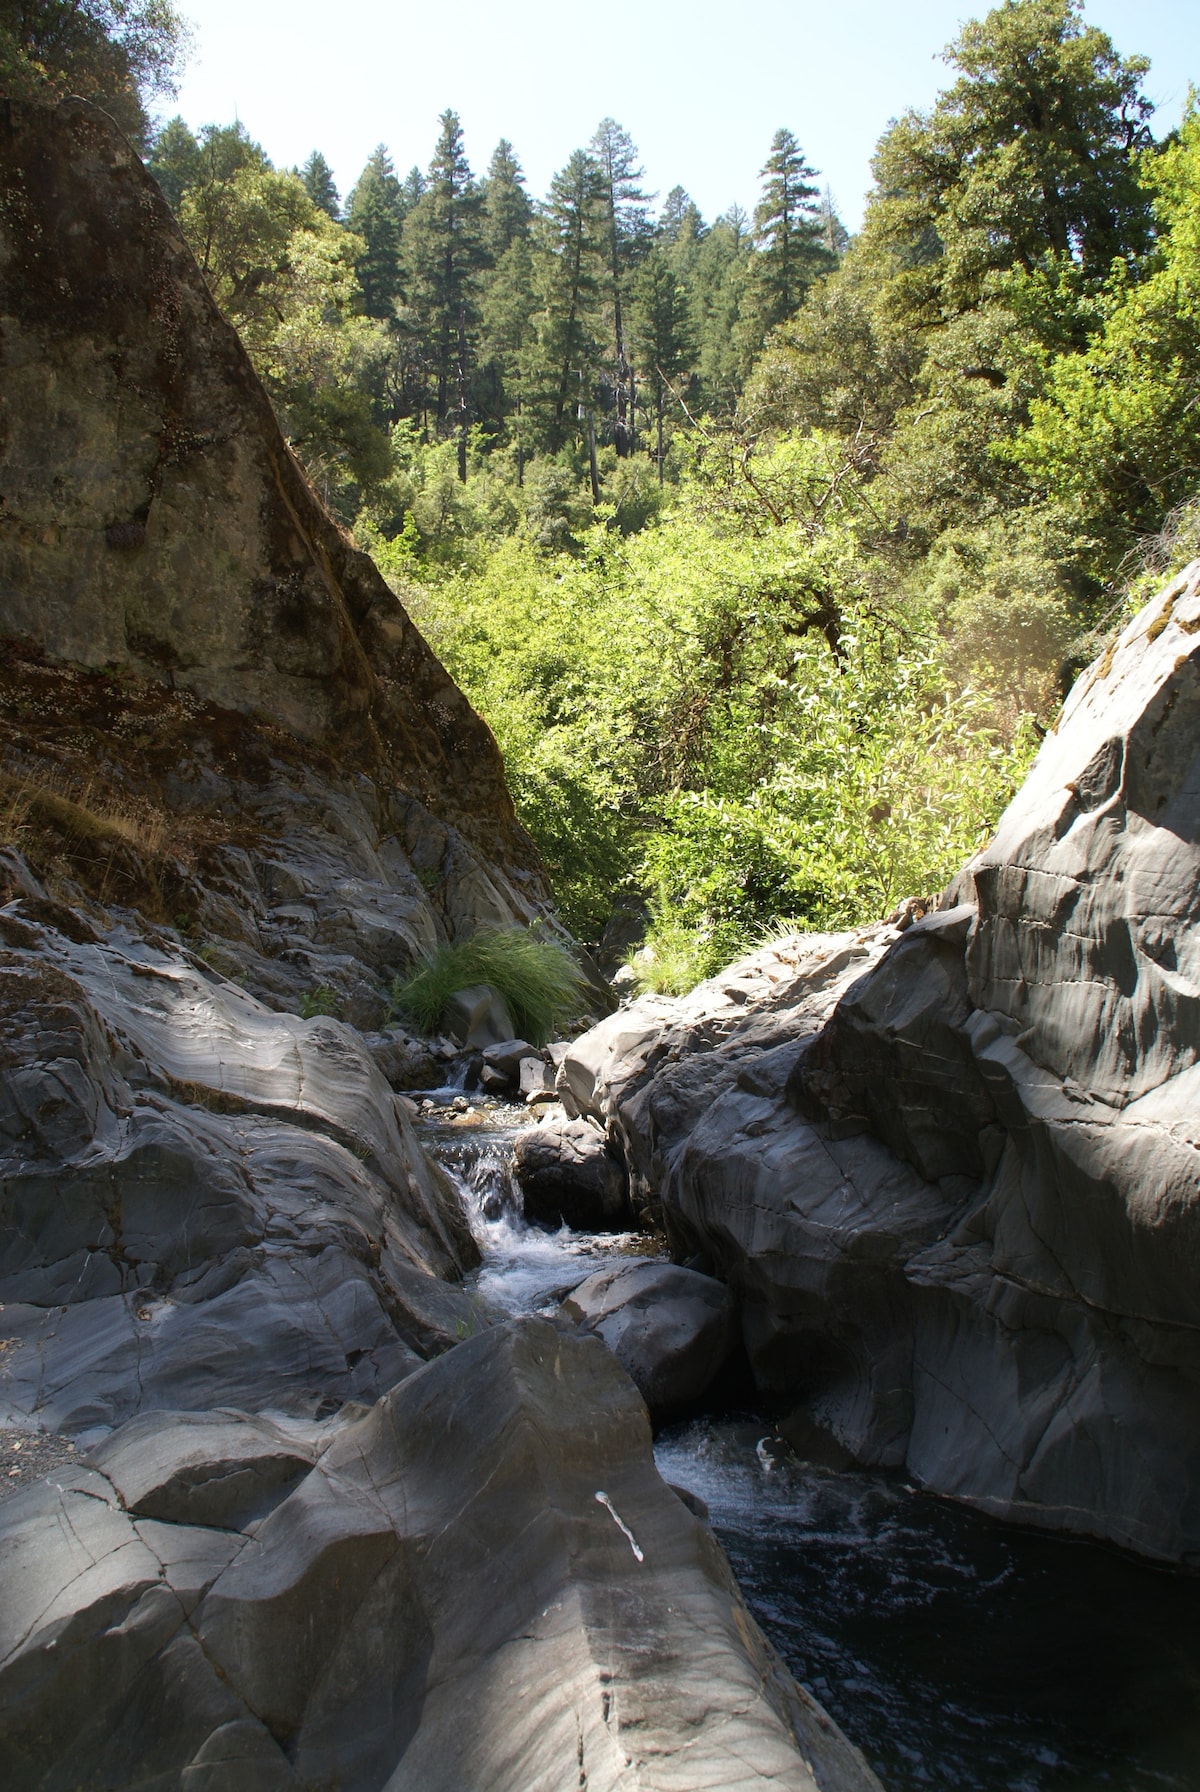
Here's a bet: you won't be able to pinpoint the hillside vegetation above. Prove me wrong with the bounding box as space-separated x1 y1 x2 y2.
11 0 1200 985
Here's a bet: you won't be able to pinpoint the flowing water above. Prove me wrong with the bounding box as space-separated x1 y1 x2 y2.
422 1102 1200 1792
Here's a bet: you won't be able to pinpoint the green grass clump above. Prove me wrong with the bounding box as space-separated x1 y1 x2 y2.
391 927 588 1046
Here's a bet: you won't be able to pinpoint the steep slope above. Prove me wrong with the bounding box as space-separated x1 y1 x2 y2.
0 94 550 1023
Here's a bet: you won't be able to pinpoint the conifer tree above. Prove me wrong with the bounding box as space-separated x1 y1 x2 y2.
591 118 652 455
403 110 488 476
529 149 606 462
631 245 694 481
482 139 532 259
148 115 201 211
690 207 753 410
346 146 404 319
480 234 538 468
301 150 341 220
750 129 830 332
401 166 427 212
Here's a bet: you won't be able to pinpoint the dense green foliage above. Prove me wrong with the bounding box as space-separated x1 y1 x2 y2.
413 437 1036 968
391 929 588 1045
129 1 1200 983
1 0 188 143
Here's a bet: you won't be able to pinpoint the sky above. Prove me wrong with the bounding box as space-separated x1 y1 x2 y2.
160 0 1200 233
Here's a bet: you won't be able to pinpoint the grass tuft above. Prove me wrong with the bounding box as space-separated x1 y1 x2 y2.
391 927 587 1046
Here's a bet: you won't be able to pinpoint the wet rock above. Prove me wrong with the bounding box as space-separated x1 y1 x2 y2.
360 1029 444 1092
517 1054 551 1096
0 1319 882 1792
513 1117 630 1231
481 1037 539 1079
561 1261 738 1414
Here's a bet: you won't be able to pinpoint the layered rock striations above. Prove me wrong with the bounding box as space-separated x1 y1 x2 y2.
0 1320 881 1792
561 561 1200 1563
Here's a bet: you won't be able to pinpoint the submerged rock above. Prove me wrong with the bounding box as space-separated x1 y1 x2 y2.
561 1261 738 1414
0 1318 882 1792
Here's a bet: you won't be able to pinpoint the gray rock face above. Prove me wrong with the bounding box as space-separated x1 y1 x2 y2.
561 1261 738 1413
0 1319 881 1792
558 561 1200 1563
0 100 883 1790
513 1116 631 1230
0 900 487 1436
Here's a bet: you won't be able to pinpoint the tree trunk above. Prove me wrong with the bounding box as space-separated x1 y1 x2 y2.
586 407 600 504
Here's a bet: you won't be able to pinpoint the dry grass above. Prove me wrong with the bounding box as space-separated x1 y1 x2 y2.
0 772 172 858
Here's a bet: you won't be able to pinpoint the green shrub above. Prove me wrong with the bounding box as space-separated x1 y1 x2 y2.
391 927 588 1046
299 986 340 1019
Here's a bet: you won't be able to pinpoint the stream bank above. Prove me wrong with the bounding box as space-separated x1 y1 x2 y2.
425 1104 1200 1792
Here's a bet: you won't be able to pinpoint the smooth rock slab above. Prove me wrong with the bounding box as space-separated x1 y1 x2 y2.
0 912 488 1434
561 1260 738 1413
0 1319 882 1792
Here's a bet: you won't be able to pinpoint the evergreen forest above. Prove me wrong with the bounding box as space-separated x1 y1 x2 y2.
10 0 1200 985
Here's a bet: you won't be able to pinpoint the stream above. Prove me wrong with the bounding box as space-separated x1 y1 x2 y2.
420 1100 1200 1792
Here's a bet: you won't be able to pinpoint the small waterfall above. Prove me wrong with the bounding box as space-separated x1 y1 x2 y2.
418 1103 651 1317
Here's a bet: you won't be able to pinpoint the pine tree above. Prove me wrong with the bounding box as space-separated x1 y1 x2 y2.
346 146 404 319
750 129 830 332
147 115 201 211
631 246 694 481
482 139 532 259
528 149 606 464
591 119 652 455
302 150 340 220
403 110 488 476
401 166 427 212
690 208 753 410
480 235 538 469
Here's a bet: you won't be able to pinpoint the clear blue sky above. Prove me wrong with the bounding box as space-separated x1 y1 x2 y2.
160 0 1200 232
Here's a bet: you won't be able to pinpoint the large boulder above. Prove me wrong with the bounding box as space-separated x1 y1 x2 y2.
561 1261 739 1413
0 96 551 1017
0 1318 882 1792
513 1116 631 1230
559 561 1200 1562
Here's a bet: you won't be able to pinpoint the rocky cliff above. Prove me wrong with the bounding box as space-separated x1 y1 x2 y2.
0 94 551 1026
561 559 1200 1564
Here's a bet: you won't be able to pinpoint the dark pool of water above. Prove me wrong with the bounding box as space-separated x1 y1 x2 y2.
655 1417 1200 1792
427 1112 1200 1792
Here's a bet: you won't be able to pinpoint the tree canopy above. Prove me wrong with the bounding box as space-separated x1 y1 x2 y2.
2 0 189 141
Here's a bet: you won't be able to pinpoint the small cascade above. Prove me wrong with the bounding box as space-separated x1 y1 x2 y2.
416 1101 651 1317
